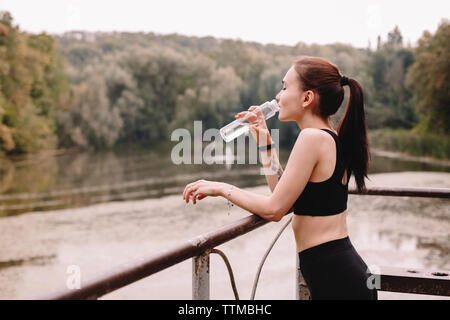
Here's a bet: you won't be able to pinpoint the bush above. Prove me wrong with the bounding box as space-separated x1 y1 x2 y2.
369 129 450 159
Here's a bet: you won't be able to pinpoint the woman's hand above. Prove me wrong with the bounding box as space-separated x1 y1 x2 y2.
235 106 272 146
183 180 227 204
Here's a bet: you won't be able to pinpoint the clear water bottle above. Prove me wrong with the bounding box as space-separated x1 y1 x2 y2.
220 99 280 142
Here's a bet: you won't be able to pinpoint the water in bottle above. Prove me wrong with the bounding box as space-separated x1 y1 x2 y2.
220 100 279 142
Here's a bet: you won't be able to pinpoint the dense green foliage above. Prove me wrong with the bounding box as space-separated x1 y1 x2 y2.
369 129 450 160
0 11 70 155
0 11 448 158
406 20 450 134
366 26 417 129
53 30 380 150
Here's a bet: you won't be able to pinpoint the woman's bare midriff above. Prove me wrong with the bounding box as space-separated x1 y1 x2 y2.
291 210 348 253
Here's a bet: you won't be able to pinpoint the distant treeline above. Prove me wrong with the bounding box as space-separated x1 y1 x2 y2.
0 11 449 156
370 129 450 160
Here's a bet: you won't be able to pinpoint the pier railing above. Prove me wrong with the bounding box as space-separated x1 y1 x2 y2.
41 186 450 300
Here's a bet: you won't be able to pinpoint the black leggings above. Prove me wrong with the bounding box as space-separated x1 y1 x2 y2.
298 236 378 300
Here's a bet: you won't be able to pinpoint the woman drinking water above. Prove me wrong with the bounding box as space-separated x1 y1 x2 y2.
182 56 377 300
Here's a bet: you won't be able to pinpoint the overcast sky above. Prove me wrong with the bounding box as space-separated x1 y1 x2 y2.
1 0 448 48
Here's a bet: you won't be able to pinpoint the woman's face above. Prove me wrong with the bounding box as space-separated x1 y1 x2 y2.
275 66 305 122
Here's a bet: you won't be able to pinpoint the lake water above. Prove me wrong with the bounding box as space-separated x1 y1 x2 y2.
0 144 449 300
0 144 448 217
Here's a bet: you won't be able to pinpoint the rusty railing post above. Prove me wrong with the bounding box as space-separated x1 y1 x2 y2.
296 252 311 300
192 250 210 300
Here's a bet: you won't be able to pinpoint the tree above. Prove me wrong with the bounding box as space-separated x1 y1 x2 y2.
0 11 70 154
406 19 450 134
57 75 123 149
387 25 403 49
367 26 416 129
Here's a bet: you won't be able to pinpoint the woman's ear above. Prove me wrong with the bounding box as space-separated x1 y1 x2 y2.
301 90 315 108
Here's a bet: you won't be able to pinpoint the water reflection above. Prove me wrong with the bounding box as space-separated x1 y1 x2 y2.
0 145 449 216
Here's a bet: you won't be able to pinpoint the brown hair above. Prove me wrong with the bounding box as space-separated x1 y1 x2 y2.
293 56 369 192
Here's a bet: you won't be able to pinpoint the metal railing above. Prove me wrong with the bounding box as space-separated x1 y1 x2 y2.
41 186 450 300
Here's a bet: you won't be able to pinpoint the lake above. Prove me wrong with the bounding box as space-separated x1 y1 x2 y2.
0 144 449 299
0 144 448 217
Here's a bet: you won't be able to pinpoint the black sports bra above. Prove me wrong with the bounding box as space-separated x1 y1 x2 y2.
293 129 348 216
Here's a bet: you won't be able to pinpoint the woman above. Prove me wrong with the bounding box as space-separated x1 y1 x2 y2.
182 56 377 300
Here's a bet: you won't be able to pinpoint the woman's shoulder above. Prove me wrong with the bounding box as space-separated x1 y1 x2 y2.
298 127 336 140
293 128 328 152
295 128 336 154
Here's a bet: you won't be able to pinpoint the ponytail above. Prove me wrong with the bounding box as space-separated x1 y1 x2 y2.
337 78 370 193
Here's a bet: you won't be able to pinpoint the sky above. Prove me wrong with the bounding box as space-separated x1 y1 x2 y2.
0 0 448 48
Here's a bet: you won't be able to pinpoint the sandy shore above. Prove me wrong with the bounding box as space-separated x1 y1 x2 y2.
0 171 449 300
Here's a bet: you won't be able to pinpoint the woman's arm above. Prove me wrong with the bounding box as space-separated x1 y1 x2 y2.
218 184 278 221
219 128 321 222
259 147 284 193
